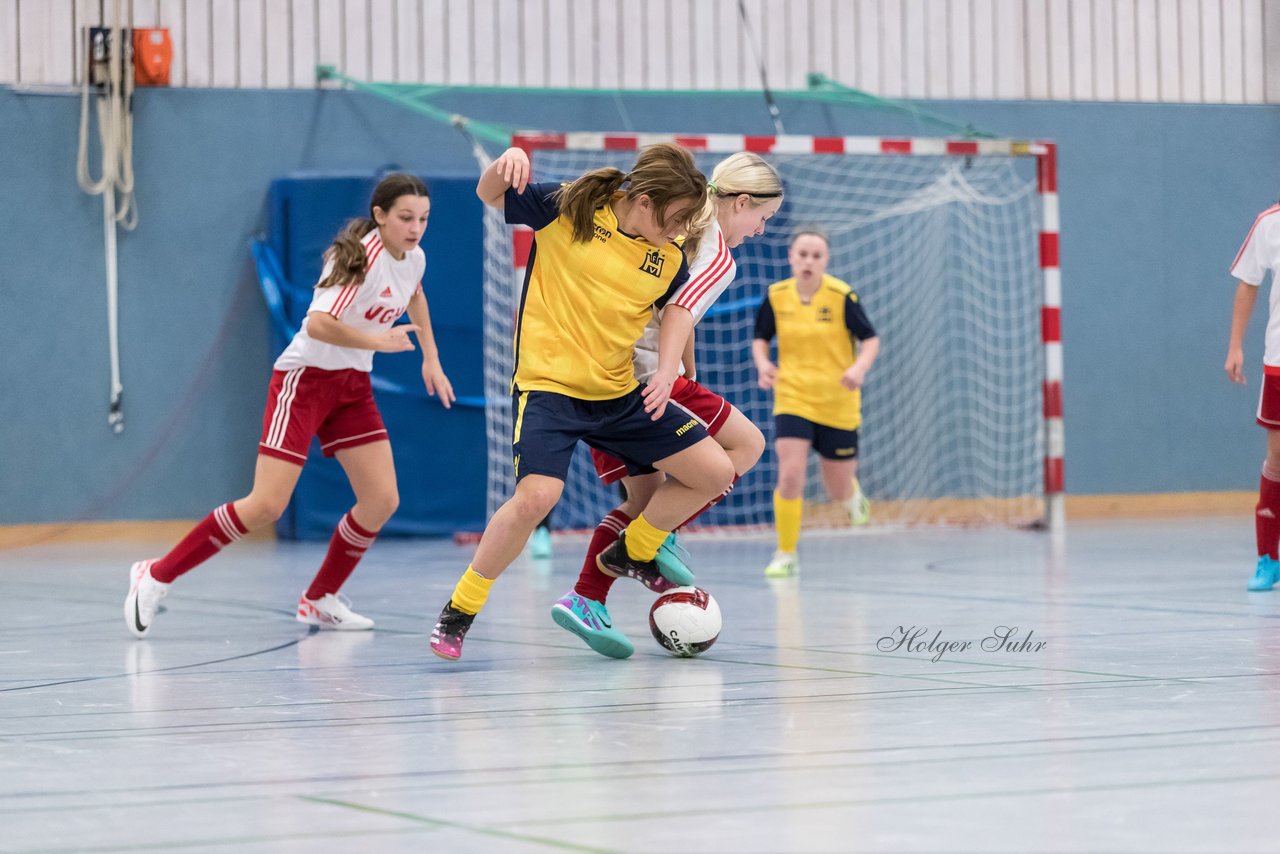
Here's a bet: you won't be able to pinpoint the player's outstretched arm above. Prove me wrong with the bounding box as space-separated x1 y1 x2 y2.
407 290 455 408
306 311 418 353
476 147 530 209
1226 281 1259 384
644 305 695 419
681 322 697 380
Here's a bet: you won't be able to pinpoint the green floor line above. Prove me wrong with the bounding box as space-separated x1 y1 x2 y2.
300 794 617 853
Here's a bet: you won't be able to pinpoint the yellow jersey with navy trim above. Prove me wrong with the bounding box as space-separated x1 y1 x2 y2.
504 182 690 400
754 274 878 431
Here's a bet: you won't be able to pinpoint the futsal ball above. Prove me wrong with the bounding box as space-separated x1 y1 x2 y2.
648 586 721 657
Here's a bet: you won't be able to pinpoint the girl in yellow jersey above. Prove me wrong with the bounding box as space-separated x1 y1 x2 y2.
753 228 880 578
429 143 737 660
553 152 783 659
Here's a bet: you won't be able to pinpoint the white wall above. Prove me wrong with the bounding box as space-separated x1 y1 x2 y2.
1 0 1278 102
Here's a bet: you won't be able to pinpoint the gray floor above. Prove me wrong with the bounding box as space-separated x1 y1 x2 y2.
3 517 1279 853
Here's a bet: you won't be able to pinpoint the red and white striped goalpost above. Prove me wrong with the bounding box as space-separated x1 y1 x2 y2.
1035 143 1065 532
506 132 1064 532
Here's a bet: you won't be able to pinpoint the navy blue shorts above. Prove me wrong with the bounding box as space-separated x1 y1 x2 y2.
775 414 859 461
512 387 711 482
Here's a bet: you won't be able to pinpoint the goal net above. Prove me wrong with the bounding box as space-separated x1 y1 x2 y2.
482 133 1061 534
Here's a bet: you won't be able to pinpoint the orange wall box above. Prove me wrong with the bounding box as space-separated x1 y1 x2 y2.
132 28 172 86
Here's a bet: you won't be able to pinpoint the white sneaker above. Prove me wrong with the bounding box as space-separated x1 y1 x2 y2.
764 550 798 578
296 593 374 630
124 560 170 638
847 492 871 526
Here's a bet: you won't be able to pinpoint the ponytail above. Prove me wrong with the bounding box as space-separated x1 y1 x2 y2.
316 171 429 288
555 144 707 245
681 193 718 260
317 218 377 288
554 168 628 243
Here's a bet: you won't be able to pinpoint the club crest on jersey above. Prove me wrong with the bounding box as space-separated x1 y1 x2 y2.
638 249 665 278
816 306 834 322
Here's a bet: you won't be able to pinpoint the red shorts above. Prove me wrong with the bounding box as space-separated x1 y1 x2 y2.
1259 368 1280 428
258 367 387 465
590 377 734 484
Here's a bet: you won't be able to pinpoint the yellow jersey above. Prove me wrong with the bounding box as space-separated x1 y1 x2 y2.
505 182 689 400
753 274 877 431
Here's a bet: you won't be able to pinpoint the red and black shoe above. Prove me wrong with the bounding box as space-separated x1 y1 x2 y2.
596 532 679 593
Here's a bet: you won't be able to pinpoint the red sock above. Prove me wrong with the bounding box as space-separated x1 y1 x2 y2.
677 474 740 530
574 509 630 604
305 511 378 600
150 503 248 583
1257 463 1280 559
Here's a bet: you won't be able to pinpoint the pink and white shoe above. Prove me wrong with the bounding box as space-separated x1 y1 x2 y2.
124 560 170 638
429 602 476 660
296 593 374 630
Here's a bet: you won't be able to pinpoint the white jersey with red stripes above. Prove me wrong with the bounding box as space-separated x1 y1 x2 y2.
274 229 424 372
633 219 736 383
1231 204 1280 366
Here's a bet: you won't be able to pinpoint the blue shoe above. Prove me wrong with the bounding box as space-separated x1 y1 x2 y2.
654 532 695 587
1248 555 1280 591
529 526 553 559
551 592 634 659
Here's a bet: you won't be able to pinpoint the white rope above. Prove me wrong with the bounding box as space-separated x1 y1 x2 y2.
450 114 494 171
76 0 137 433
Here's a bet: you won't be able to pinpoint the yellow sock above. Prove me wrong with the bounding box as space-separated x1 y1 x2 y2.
450 565 495 615
624 513 669 561
774 492 802 553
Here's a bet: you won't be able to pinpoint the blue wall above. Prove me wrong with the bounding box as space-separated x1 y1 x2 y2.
2 86 1278 528
260 174 486 538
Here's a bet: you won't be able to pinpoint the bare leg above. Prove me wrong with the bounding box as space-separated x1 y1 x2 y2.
618 471 663 517
334 441 400 530
819 457 858 502
642 438 736 531
471 474 564 579
232 455 307 531
713 408 766 476
773 438 811 501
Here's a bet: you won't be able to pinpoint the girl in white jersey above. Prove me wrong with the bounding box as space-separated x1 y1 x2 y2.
1225 201 1280 591
551 152 783 658
124 173 455 637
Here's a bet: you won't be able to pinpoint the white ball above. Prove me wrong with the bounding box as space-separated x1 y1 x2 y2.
648 586 722 657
